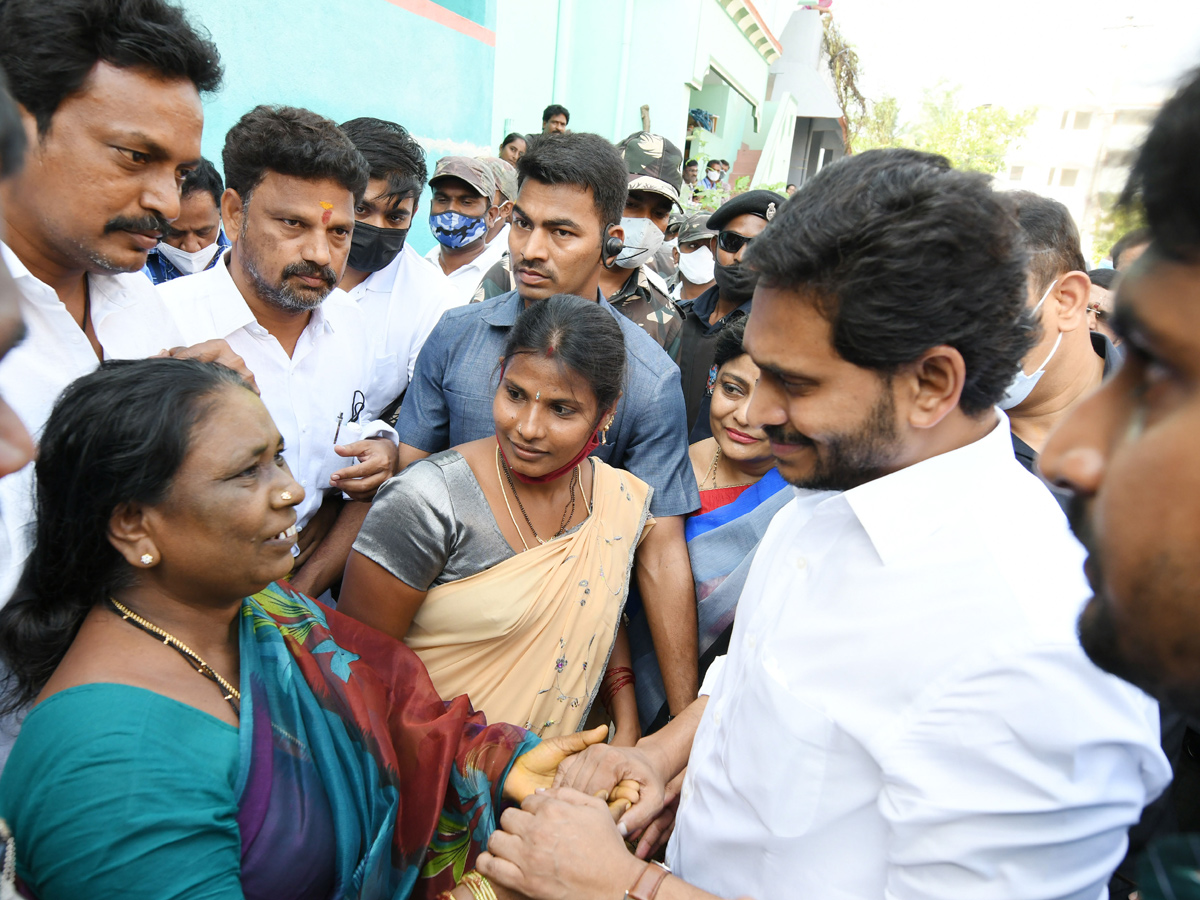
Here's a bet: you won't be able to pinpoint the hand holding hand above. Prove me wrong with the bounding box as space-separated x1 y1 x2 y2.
479 788 646 900
330 438 398 500
551 741 669 835
504 726 612 804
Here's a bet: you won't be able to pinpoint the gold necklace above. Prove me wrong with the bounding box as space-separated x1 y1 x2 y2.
702 444 755 491
495 446 578 550
107 597 241 714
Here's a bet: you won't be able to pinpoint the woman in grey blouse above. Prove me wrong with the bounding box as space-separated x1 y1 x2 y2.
340 296 654 742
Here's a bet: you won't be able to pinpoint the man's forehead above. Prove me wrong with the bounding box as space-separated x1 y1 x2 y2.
515 180 597 219
62 61 202 141
255 171 353 207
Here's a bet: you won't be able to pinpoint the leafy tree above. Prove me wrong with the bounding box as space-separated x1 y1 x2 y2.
852 82 1036 176
854 95 900 153
1090 192 1148 265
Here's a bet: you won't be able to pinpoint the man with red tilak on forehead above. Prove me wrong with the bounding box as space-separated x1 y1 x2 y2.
159 106 400 599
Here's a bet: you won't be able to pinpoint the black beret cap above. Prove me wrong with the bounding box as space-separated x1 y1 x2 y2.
707 189 787 232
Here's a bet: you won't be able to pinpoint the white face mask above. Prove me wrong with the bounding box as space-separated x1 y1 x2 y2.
157 239 221 275
678 244 715 285
615 216 664 269
998 279 1062 411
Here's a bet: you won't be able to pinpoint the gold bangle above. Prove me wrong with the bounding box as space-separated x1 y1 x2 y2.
460 871 498 900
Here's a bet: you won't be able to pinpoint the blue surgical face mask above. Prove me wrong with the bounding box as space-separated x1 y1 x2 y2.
999 279 1062 411
429 210 489 249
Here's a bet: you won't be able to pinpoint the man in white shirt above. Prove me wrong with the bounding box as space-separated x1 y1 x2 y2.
337 117 457 419
0 0 249 603
159 106 398 599
478 150 1170 900
424 156 504 307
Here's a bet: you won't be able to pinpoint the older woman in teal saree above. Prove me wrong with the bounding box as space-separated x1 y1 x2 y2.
0 359 620 900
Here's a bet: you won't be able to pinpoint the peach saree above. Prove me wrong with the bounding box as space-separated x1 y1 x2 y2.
403 461 653 737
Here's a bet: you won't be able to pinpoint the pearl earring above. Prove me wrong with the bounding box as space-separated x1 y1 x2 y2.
140 554 154 566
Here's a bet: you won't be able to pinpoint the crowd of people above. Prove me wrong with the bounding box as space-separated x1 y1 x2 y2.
0 0 1198 898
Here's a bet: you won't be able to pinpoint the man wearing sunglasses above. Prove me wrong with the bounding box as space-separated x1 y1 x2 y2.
677 189 785 439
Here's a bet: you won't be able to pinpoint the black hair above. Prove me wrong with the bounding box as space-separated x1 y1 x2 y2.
501 132 527 150
542 104 570 125
0 0 222 136
180 157 222 207
684 159 699 169
1087 268 1117 289
517 132 627 230
0 66 25 178
716 159 730 167
502 294 625 418
786 183 796 190
339 116 427 205
1123 67 1200 262
0 358 249 714
1006 191 1088 291
1109 227 1153 267
746 148 1034 417
705 160 720 170
712 317 748 371
223 105 370 204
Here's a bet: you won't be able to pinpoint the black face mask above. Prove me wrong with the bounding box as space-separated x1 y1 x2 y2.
713 259 757 305
348 221 408 273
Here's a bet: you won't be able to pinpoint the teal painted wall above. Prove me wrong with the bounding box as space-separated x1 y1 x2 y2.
491 0 767 168
178 0 498 256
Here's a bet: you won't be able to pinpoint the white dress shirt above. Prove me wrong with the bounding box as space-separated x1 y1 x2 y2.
0 243 184 601
158 253 396 530
424 223 509 308
668 415 1170 900
343 244 456 416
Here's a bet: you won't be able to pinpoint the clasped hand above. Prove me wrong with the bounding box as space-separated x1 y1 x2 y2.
330 437 399 500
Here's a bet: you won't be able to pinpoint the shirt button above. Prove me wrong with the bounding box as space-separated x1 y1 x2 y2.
713 710 722 726
301 479 308 487
795 556 808 570
745 635 757 650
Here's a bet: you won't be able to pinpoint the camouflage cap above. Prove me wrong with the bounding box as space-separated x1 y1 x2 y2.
430 156 496 200
678 212 716 245
617 131 684 208
480 156 518 203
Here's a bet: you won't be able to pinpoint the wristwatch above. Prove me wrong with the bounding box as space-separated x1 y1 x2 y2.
625 860 671 900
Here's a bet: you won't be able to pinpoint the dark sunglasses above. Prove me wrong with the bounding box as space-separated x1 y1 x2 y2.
717 230 755 254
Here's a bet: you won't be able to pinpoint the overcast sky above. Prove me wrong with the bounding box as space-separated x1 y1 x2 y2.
831 0 1200 118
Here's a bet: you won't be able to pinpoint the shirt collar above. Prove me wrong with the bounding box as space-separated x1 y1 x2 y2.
204 251 334 338
2 240 144 314
838 413 1013 567
480 289 618 328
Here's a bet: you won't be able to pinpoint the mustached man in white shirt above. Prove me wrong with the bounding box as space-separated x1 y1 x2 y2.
476 150 1171 900
159 106 399 600
337 117 457 419
0 0 253 606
